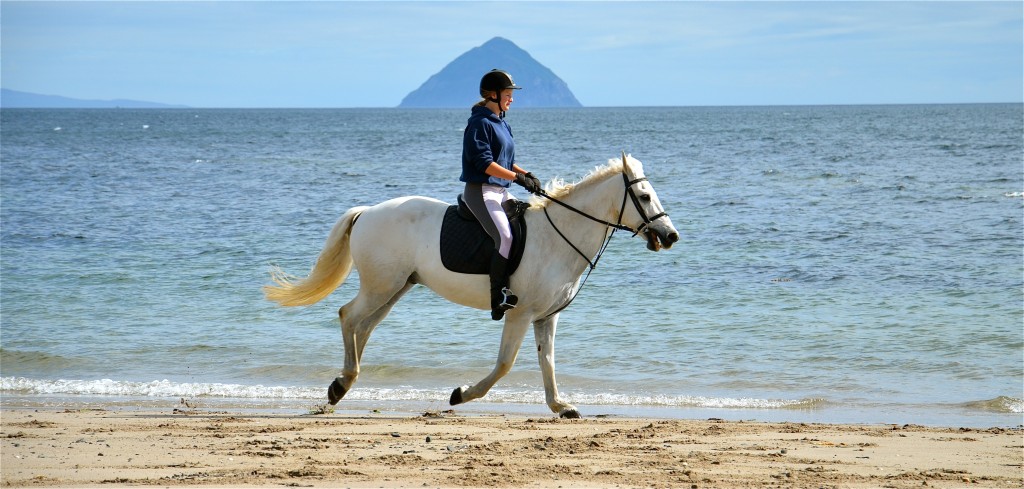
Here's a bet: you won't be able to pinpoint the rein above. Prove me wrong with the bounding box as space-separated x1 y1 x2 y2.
539 189 626 270
535 171 667 319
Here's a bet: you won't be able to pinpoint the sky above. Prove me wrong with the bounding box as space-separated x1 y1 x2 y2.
1 1 1021 108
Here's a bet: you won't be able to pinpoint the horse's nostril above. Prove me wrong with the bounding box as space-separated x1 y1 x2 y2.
668 231 679 243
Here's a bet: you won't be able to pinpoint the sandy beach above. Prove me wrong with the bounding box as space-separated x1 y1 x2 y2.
1 406 1020 488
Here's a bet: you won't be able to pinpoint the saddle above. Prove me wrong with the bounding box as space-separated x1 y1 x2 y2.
439 195 528 275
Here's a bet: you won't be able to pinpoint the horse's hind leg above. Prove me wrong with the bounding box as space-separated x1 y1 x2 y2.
328 280 414 405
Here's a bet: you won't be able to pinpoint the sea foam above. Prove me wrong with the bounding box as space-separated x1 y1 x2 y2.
1 377 816 410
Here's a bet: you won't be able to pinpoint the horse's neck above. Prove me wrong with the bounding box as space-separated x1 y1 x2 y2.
530 174 624 269
560 173 624 225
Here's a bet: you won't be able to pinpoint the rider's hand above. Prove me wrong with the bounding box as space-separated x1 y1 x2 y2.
514 172 541 194
525 172 542 192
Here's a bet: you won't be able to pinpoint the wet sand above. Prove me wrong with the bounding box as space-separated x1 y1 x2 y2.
1 407 1021 488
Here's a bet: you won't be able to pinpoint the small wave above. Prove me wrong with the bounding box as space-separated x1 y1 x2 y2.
1003 191 1024 198
0 377 817 410
960 396 1024 414
0 377 324 400
0 350 90 372
561 392 825 410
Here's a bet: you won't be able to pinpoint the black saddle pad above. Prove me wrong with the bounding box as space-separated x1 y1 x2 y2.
439 200 527 275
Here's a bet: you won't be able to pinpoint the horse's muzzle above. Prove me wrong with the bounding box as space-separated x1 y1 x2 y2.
644 223 679 251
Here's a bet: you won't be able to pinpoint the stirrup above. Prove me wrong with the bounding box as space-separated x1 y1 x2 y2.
498 287 518 309
491 288 518 321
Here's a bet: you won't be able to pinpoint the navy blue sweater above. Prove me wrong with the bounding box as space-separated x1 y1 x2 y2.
461 105 515 187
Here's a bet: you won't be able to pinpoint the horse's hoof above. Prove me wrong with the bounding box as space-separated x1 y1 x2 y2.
327 377 346 405
449 386 467 406
559 408 582 419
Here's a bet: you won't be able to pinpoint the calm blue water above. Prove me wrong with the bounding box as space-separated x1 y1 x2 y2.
2 105 1022 427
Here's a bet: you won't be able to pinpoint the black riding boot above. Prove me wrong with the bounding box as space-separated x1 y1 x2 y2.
489 254 518 321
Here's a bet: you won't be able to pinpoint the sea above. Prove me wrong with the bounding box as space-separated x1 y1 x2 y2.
1 105 1022 428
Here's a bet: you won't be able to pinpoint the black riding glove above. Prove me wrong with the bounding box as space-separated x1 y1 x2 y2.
526 172 542 192
514 172 542 194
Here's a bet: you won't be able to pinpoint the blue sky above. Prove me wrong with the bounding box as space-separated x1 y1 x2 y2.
2 1 1021 107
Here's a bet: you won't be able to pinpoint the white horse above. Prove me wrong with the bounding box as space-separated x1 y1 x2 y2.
264 154 678 418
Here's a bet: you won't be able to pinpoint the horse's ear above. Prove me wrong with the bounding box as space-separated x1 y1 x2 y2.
621 151 628 169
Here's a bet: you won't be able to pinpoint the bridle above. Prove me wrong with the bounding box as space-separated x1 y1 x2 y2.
622 172 670 236
539 171 668 265
535 166 669 318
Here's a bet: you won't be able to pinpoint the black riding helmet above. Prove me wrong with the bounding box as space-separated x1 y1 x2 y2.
479 69 522 105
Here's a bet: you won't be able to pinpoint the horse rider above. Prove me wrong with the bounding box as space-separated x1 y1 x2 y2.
460 69 543 320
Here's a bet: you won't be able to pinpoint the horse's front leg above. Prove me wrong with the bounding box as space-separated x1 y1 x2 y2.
450 316 530 406
534 314 580 418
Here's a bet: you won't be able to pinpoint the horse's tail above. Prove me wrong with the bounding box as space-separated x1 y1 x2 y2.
263 206 368 307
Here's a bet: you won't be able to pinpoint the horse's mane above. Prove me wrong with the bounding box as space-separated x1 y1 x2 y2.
530 158 626 208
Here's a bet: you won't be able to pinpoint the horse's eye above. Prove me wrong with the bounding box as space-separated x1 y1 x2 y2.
640 194 652 203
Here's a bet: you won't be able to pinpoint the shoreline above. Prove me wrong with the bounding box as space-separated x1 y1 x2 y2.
2 405 1021 488
2 391 1022 429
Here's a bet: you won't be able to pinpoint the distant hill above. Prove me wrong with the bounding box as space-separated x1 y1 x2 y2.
399 37 581 108
0 89 188 108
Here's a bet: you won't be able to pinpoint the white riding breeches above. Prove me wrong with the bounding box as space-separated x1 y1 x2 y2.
480 184 514 259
